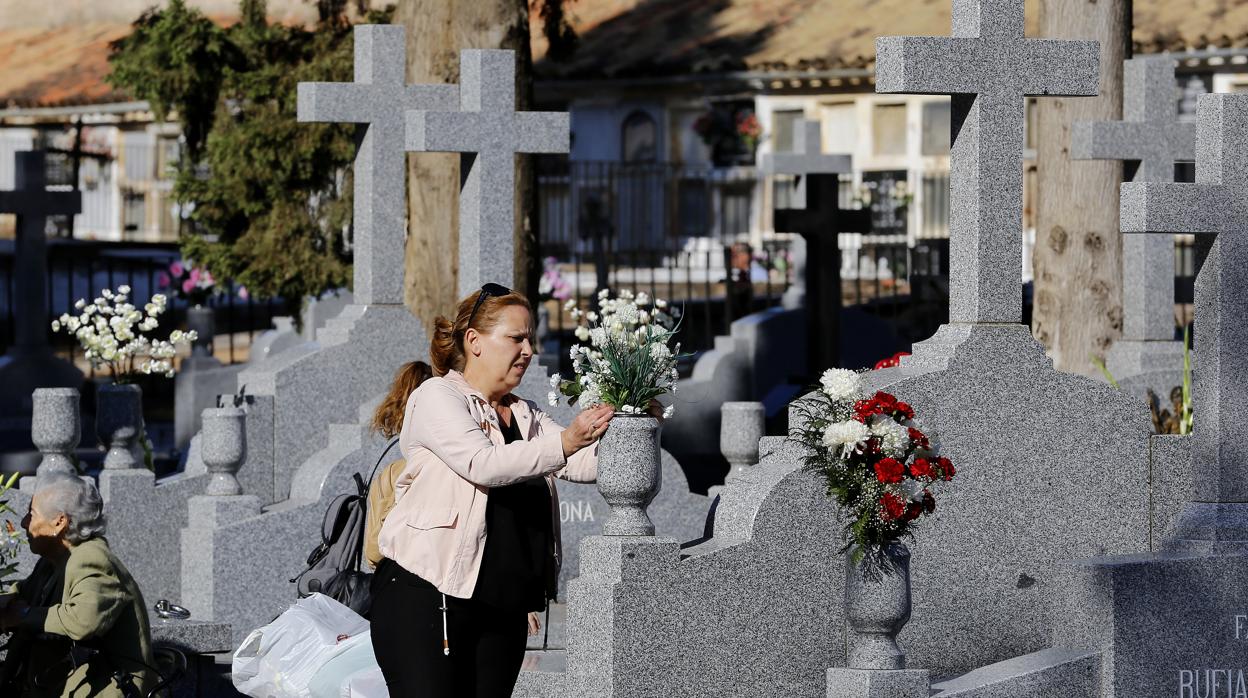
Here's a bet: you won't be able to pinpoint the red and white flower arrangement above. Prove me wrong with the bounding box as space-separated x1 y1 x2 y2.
792 368 955 564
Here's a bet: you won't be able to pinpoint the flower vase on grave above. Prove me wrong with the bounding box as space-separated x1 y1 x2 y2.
186 304 215 359
721 401 764 481
844 543 913 670
31 387 80 477
201 406 245 496
597 414 661 535
97 384 144 470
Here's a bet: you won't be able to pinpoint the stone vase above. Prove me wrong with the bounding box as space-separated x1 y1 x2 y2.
845 543 913 670
720 401 764 480
186 304 215 358
596 413 661 535
31 387 80 477
201 406 246 496
97 383 144 470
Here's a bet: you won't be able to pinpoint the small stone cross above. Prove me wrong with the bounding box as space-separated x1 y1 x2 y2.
761 121 868 370
1120 93 1248 552
0 151 81 351
406 50 570 298
297 25 458 306
1072 57 1194 344
876 0 1099 324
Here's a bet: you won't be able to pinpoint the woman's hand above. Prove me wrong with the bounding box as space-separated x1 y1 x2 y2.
561 404 616 457
647 399 666 422
527 612 541 636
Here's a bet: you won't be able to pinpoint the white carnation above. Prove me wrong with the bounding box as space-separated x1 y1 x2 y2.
870 415 911 457
547 391 559 407
662 404 675 419
819 368 862 402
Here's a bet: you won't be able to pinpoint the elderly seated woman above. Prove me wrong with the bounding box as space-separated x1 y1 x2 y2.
0 473 155 697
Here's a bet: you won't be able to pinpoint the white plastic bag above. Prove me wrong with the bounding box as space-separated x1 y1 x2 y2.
232 593 372 698
344 666 388 698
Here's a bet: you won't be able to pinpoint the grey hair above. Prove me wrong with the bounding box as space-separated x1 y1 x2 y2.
34 473 107 544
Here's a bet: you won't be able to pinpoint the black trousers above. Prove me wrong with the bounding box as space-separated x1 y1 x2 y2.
370 559 529 698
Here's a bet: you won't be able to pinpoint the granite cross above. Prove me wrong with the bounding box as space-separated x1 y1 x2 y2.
1120 93 1248 552
405 50 570 298
760 120 868 371
297 24 458 306
0 151 81 354
876 0 1099 324
1072 57 1194 346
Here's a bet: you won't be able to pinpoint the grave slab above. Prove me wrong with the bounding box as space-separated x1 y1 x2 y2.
1052 552 1248 697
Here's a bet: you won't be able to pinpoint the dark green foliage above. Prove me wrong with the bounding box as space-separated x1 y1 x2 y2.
107 0 394 308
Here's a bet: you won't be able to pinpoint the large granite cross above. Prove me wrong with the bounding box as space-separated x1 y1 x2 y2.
760 120 868 371
1120 93 1248 552
1072 57 1194 352
876 0 1099 324
0 151 84 415
297 25 458 306
406 50 569 298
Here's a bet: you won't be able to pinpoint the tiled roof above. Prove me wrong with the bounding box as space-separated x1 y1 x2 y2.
0 23 135 109
532 0 1248 79
2 1 1247 109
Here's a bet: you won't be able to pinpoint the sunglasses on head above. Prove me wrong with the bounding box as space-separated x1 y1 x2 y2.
466 283 512 329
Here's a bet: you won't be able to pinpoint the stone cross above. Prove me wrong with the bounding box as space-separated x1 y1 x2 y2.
1072 57 1194 350
297 25 458 306
406 50 570 298
0 151 81 353
761 120 868 371
875 0 1099 324
1120 93 1248 552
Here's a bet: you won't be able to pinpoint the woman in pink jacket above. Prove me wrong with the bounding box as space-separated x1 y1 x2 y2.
371 283 614 697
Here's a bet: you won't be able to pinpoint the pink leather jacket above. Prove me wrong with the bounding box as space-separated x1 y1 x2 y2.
377 369 598 599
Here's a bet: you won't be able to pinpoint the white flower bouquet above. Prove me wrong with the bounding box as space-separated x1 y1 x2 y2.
51 285 197 382
550 289 682 418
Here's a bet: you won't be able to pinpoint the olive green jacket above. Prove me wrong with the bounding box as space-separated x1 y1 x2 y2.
9 537 155 698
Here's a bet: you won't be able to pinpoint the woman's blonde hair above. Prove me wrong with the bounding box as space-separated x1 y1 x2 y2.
371 361 434 438
430 287 532 377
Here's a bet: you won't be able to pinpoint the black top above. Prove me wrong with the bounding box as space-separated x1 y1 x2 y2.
471 411 557 611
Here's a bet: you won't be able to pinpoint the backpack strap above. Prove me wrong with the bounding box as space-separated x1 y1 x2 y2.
366 438 401 488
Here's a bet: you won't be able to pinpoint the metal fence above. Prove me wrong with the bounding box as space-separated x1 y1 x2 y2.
0 240 288 369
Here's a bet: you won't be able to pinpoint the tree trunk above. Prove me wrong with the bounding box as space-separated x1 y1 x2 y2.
1032 0 1131 376
397 0 534 329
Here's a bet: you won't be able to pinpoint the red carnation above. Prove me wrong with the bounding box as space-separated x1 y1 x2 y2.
880 492 907 521
922 490 936 513
874 457 905 484
907 427 929 450
937 457 956 481
895 401 915 420
909 457 934 480
904 502 923 522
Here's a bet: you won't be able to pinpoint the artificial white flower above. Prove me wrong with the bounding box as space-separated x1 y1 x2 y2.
50 320 61 332
662 404 675 419
117 284 131 295
635 291 650 306
819 368 862 402
575 326 591 342
74 298 86 310
822 420 869 455
547 391 559 407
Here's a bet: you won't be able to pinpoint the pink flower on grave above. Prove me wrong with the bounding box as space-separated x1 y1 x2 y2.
170 260 184 277
182 277 196 294
157 272 171 290
238 286 249 300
